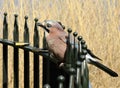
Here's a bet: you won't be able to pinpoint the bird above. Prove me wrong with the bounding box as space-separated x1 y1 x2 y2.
37 20 118 77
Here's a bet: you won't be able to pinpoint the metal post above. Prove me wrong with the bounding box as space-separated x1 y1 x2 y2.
24 16 30 88
33 18 39 88
3 12 8 88
13 14 19 88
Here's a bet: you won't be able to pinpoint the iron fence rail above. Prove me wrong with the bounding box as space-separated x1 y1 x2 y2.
1 13 90 88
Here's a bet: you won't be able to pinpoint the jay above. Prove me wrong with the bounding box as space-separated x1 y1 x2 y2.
38 20 118 77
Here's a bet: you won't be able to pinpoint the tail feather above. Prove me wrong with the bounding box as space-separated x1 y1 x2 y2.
90 60 118 77
87 49 102 61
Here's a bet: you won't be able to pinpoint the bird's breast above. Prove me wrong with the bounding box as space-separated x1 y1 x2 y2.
46 36 67 62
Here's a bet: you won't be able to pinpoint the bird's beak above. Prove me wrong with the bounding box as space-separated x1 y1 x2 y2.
37 22 50 33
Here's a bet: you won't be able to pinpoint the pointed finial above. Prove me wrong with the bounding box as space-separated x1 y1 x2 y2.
25 16 28 19
80 55 85 61
77 36 83 41
43 84 51 88
34 18 38 22
76 61 81 67
81 40 86 44
14 14 18 17
73 32 78 37
57 75 65 83
82 44 87 49
69 67 76 75
4 12 7 16
82 49 87 55
67 28 72 33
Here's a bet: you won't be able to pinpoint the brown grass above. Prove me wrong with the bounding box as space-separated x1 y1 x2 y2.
0 0 120 88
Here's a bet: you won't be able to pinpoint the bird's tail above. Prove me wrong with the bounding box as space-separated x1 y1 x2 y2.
90 60 118 77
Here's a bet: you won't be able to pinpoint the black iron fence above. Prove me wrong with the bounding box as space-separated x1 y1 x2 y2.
1 13 90 88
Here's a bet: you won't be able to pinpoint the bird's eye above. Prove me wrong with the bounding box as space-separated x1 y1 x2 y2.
46 23 52 28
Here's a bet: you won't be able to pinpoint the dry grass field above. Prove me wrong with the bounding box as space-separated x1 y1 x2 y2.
0 0 120 88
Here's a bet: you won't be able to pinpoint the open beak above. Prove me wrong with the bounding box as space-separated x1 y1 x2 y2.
37 22 50 33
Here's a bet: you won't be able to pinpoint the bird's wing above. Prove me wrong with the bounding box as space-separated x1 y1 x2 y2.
59 34 77 45
58 33 68 43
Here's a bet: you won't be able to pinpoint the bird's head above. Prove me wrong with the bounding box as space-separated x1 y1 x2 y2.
37 20 65 35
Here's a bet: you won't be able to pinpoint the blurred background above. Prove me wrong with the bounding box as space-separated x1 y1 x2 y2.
0 0 120 88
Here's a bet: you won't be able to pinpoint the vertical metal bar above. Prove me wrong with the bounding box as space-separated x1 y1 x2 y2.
81 45 89 88
58 75 65 88
73 32 78 58
43 31 50 84
76 36 83 88
43 32 47 50
24 16 29 88
72 32 78 68
64 28 72 68
76 61 82 88
80 41 89 88
81 60 89 88
33 18 39 88
69 68 75 88
13 14 19 88
3 13 8 39
3 12 8 88
77 36 82 55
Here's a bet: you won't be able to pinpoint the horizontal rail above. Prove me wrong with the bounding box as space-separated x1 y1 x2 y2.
0 38 60 64
0 39 47 53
